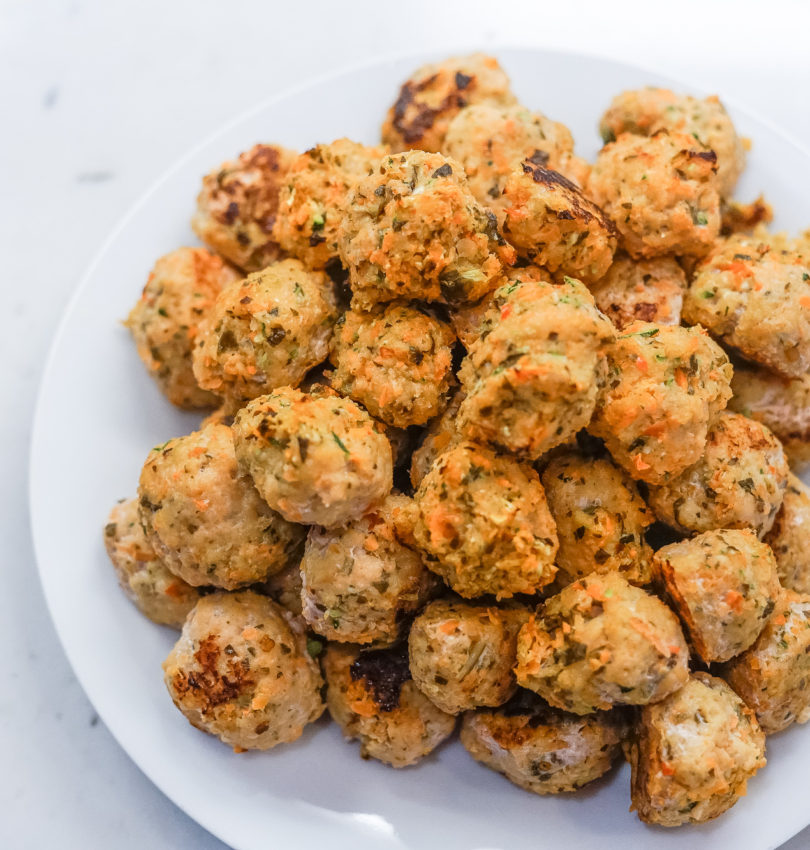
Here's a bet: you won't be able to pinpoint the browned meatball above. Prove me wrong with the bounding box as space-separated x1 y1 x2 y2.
764 473 810 594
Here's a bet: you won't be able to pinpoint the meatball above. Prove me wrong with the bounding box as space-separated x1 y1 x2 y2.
515 572 689 714
647 411 789 537
337 150 515 310
301 493 435 645
458 275 615 460
273 138 387 269
588 131 720 259
589 323 733 484
104 498 200 628
409 388 464 489
260 560 303 617
413 442 558 599
764 473 810 594
381 53 517 153
652 529 780 663
721 589 810 734
192 259 338 403
408 599 529 714
628 672 765 826
329 302 456 428
683 233 810 378
138 424 305 589
541 451 653 585
232 387 393 527
460 689 625 794
323 643 456 767
191 143 296 271
163 591 324 751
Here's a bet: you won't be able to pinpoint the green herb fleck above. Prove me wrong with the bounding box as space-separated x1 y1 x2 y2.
332 432 350 455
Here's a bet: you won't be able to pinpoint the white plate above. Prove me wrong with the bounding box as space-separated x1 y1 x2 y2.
30 47 810 850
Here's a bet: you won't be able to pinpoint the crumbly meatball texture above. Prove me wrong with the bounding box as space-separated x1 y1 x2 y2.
588 131 720 259
163 592 324 751
413 442 559 599
648 412 789 537
381 53 517 153
323 643 456 767
138 424 305 589
515 572 689 715
232 387 393 527
541 452 653 585
408 599 528 714
338 151 514 310
628 672 765 827
652 529 780 663
301 493 435 646
460 689 625 795
329 302 456 428
590 323 732 484
192 259 338 402
458 275 615 460
104 498 200 628
684 234 810 378
409 388 464 489
764 473 810 594
191 143 297 271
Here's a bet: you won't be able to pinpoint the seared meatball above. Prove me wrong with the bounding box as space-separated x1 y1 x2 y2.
764 473 810 594
588 131 720 259
104 498 200 628
338 150 514 310
232 387 393 527
409 387 464 490
323 643 456 767
163 591 324 750
648 411 789 537
515 572 689 714
590 323 733 484
652 529 780 663
191 143 296 271
628 672 765 826
413 442 558 599
138 424 305 589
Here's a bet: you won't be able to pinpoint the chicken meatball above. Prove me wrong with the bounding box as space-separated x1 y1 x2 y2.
764 473 810 594
138 424 305 589
260 560 303 617
515 572 689 714
163 591 324 750
323 643 456 767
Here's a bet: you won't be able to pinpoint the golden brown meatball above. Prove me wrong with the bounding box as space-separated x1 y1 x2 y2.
163 591 324 751
138 424 305 589
515 572 689 714
413 442 558 599
191 143 296 271
764 473 810 594
409 388 464 490
647 411 789 537
628 672 765 826
323 643 456 767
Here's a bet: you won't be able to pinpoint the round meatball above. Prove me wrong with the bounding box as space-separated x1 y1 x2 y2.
590 323 733 484
381 53 517 153
329 302 456 428
232 387 393 527
273 138 386 269
338 150 515 310
648 411 789 537
683 234 810 378
191 143 297 272
541 451 653 585
409 387 464 490
460 689 625 794
323 643 456 767
628 672 765 826
192 259 338 402
588 131 720 259
413 442 559 599
458 275 615 460
764 473 810 594
408 599 529 714
104 498 200 628
652 529 780 663
163 591 324 750
515 572 689 714
138 424 305 589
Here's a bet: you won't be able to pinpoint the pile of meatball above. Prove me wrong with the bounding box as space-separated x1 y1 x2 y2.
106 53 810 828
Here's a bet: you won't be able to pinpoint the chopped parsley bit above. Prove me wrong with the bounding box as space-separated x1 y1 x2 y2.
306 638 324 657
157 307 168 317
332 432 351 455
694 211 708 226
701 290 715 299
293 281 305 299
639 327 660 337
804 273 809 281
311 213 325 231
152 440 171 453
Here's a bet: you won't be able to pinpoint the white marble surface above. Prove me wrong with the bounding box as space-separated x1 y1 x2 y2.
3 0 810 847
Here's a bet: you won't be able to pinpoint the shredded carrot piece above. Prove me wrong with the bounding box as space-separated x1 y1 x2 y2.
660 761 675 777
439 619 460 635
